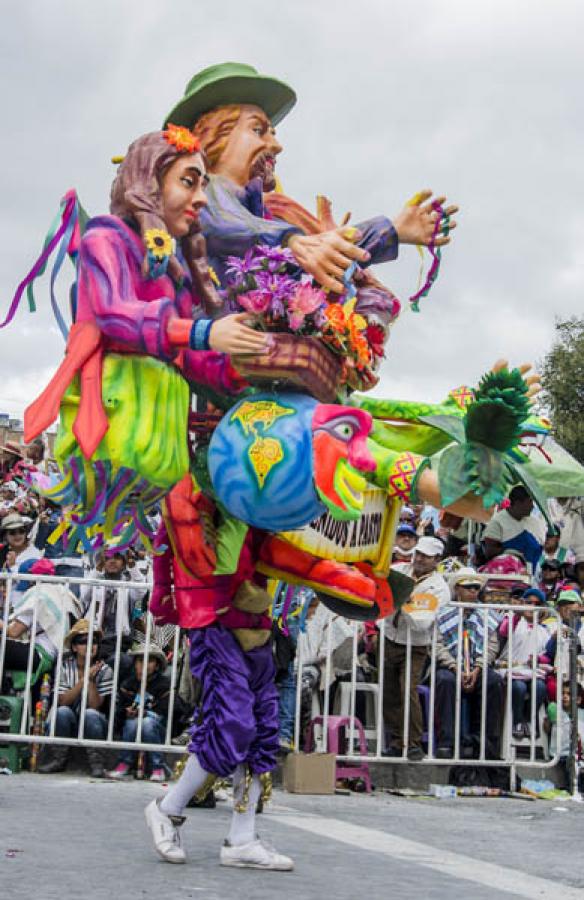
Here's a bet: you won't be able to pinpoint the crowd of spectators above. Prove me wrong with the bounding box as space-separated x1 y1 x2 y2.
2 437 584 790
280 490 584 780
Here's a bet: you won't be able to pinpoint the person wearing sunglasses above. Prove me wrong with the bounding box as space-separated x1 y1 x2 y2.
39 619 113 777
0 512 41 610
434 568 503 759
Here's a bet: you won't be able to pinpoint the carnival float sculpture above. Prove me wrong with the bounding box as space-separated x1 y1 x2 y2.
2 62 583 627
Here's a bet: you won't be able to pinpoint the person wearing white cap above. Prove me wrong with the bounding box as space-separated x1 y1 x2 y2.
384 535 449 759
434 569 502 758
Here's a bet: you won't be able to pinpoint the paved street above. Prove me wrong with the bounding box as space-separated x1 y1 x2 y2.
2 774 584 899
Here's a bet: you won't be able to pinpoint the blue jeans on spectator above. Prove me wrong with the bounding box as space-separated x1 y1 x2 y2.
52 706 107 739
435 667 502 754
119 712 166 769
511 678 547 727
278 663 296 744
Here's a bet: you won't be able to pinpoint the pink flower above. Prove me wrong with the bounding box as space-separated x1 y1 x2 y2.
288 312 306 332
237 290 272 315
289 282 326 316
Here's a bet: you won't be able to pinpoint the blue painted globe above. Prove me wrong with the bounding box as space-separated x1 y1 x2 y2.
208 392 326 531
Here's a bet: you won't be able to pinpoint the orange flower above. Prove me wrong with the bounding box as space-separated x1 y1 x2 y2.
348 312 367 344
324 302 346 332
352 332 372 369
163 123 201 154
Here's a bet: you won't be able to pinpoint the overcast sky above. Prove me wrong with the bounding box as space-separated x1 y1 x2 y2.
0 0 582 422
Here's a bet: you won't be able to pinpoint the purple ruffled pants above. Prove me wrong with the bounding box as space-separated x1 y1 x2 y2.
187 625 279 777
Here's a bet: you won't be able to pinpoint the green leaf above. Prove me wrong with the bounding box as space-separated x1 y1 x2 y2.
438 445 471 506
418 414 466 445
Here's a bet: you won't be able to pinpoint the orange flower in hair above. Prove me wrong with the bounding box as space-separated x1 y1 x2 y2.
163 123 201 154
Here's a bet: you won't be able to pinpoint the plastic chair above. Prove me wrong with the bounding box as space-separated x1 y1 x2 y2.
305 714 372 792
501 701 549 761
333 682 379 745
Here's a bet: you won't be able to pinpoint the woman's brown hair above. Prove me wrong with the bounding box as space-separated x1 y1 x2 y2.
110 131 221 314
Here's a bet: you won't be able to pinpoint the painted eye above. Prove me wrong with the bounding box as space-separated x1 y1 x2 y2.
332 421 356 441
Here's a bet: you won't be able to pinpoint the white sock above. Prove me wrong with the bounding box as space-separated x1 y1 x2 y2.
228 767 261 846
159 754 210 817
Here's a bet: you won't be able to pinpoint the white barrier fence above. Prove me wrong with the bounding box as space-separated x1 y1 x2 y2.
0 573 577 785
293 602 574 779
0 572 185 758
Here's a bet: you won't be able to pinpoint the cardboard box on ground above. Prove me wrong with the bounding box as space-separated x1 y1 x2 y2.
283 752 336 794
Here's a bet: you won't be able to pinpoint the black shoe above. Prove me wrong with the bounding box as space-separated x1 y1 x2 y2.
38 747 69 774
407 745 425 762
512 723 525 740
187 790 216 809
435 746 453 759
86 748 105 779
382 745 403 758
461 742 475 760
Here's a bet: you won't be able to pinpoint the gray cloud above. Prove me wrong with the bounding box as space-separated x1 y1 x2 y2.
0 0 582 418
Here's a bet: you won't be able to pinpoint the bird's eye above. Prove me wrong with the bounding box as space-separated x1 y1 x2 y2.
332 421 356 441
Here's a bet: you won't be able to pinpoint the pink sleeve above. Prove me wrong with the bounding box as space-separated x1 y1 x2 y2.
181 349 249 394
76 227 176 360
149 522 179 625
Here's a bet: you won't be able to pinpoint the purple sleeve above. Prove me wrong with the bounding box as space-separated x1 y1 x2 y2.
354 216 399 264
77 228 176 360
201 178 300 259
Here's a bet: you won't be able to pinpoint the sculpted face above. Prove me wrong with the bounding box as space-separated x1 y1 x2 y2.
312 405 375 521
213 104 283 190
160 152 209 238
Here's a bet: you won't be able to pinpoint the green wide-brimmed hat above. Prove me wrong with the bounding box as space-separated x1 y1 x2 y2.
164 62 297 129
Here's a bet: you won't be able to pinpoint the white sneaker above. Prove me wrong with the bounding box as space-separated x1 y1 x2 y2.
220 839 294 871
144 798 186 864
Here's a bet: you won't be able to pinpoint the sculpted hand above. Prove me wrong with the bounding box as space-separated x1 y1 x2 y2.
491 359 541 402
209 313 270 356
288 228 370 293
393 190 458 247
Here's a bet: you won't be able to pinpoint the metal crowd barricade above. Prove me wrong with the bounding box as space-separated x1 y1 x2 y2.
293 602 569 781
0 572 186 757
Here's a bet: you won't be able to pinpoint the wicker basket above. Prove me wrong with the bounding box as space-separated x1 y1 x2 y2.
233 333 342 403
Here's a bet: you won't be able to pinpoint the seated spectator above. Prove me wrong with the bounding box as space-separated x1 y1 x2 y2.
34 498 84 587
80 547 147 669
541 589 583 701
385 536 449 760
1 512 41 608
540 529 561 566
0 481 19 520
25 437 45 467
107 644 171 782
497 588 549 739
39 619 113 777
0 559 81 690
392 524 418 564
543 682 584 784
479 552 531 609
482 486 546 574
539 559 562 604
434 569 502 758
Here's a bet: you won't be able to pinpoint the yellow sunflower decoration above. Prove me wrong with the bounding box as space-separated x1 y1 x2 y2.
144 228 173 260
